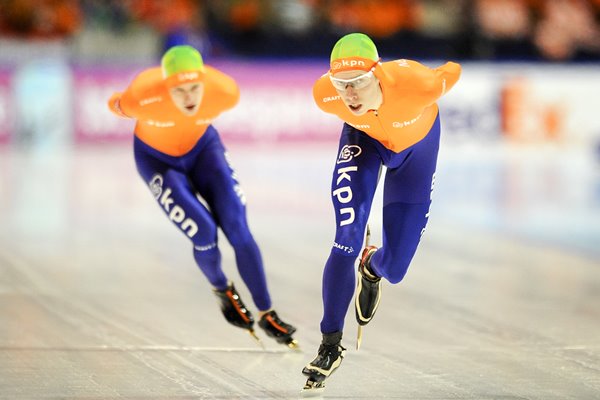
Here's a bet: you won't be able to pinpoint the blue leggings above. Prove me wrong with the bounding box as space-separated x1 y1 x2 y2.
133 126 271 311
321 115 441 333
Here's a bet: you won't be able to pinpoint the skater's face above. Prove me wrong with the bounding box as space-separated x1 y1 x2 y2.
169 82 204 116
330 69 382 115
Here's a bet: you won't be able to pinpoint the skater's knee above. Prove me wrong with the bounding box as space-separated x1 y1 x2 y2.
193 239 218 253
378 255 410 283
188 221 217 247
333 228 367 257
385 267 409 284
222 219 252 246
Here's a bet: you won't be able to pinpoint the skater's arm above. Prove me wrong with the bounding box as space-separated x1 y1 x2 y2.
108 92 130 118
393 60 461 106
432 61 461 96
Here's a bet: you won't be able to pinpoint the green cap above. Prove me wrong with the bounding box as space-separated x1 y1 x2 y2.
330 33 379 65
161 45 204 78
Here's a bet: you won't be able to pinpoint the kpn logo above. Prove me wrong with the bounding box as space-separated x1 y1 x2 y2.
331 59 367 71
149 174 198 238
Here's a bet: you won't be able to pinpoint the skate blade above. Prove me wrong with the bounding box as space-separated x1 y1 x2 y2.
356 325 363 350
300 379 325 397
248 329 265 349
285 338 301 351
356 223 369 352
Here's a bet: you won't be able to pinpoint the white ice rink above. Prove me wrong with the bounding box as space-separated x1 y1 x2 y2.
0 139 599 399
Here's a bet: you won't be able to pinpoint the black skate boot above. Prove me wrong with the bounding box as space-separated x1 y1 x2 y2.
302 331 346 392
213 282 260 342
355 245 381 326
258 310 298 349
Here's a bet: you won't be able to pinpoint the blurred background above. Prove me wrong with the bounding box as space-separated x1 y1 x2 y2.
2 0 600 61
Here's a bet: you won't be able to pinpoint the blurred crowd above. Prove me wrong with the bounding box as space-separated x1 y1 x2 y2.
0 0 599 61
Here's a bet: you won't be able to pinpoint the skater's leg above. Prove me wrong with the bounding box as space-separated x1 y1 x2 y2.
320 252 356 333
134 138 228 289
369 201 431 283
189 127 271 310
188 128 297 345
304 126 381 383
320 124 382 334
369 114 440 283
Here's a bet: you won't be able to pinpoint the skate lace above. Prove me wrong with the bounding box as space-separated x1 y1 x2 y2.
226 289 251 321
314 343 345 367
226 289 243 306
360 248 380 282
266 311 299 335
265 313 288 331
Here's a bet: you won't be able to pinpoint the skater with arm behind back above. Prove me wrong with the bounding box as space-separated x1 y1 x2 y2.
108 45 297 348
301 33 461 393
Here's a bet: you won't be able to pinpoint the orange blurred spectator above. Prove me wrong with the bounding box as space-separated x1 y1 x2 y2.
414 0 468 38
326 0 421 38
474 0 533 40
127 0 202 34
229 0 261 31
533 0 600 60
205 0 266 34
0 0 81 38
470 0 540 59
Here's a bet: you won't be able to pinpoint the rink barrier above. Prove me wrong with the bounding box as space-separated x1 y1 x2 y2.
0 69 13 143
1 61 600 146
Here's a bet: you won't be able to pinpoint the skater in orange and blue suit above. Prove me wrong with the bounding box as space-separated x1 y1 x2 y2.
302 33 461 390
108 45 297 347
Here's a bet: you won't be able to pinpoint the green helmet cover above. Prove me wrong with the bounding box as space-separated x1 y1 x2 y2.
161 45 204 77
330 33 379 64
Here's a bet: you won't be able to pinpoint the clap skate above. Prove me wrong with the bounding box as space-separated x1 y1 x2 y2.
213 282 262 346
258 310 299 349
301 332 346 395
355 225 381 349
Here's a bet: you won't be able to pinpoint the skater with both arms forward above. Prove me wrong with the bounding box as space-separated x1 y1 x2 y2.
108 45 296 347
302 33 461 390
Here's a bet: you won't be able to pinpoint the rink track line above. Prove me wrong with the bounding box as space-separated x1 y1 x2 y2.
0 345 291 353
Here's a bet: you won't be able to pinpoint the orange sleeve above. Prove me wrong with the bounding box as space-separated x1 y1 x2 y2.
107 92 130 118
205 66 240 111
312 74 341 114
434 61 461 97
107 68 163 121
312 75 327 111
393 60 460 107
117 86 139 119
122 69 161 120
